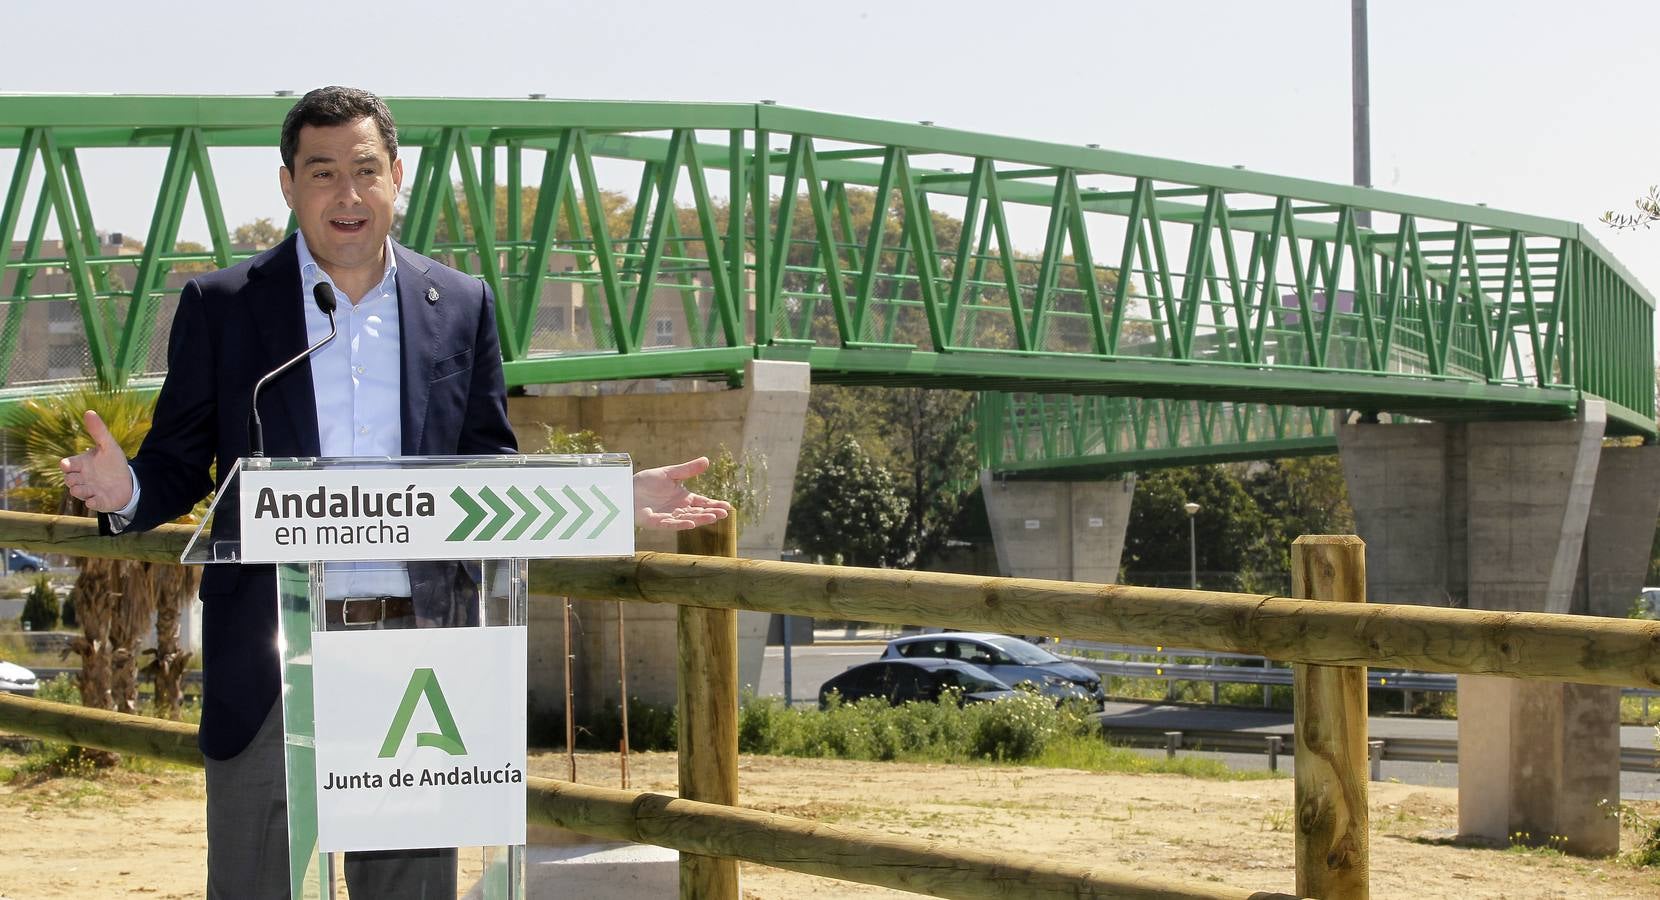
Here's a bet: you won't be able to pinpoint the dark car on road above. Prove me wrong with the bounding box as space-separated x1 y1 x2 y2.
882 632 1104 704
4 549 46 573
817 658 1019 709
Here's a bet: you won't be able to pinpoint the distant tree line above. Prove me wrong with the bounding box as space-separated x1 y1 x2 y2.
1121 457 1354 594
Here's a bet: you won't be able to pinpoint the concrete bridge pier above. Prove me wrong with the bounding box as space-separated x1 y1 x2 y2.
508 360 810 730
980 473 1135 585
1337 401 1660 855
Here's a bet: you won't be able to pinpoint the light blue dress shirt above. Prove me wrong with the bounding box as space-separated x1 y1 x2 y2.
296 233 409 599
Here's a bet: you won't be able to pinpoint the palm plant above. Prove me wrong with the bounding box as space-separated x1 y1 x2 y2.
145 562 200 717
8 386 198 718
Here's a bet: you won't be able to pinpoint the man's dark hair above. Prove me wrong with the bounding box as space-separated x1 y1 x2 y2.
279 87 399 171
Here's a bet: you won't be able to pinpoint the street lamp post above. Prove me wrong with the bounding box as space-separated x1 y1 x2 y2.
1183 502 1201 589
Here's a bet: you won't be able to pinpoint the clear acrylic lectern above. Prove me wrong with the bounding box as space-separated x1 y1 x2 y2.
183 453 634 900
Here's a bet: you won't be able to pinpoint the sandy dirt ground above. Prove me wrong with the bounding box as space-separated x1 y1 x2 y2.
3 748 1659 899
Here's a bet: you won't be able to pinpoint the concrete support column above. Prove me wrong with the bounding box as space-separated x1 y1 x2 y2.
1456 674 1624 856
1552 443 1660 855
1464 410 1605 615
980 472 1134 583
1460 409 1610 853
512 361 810 728
1334 421 1463 606
1576 445 1660 618
1338 402 1647 855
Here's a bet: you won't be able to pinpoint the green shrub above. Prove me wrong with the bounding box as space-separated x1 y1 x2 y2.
536 426 606 454
583 697 677 752
19 575 58 631
684 444 768 525
1634 826 1660 867
35 672 77 703
528 697 678 752
734 691 1274 780
738 690 1095 764
965 689 1087 761
17 743 104 779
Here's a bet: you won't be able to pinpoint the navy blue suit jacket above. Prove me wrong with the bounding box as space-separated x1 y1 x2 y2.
108 235 517 760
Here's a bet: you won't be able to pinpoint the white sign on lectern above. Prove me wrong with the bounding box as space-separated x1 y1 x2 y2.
312 626 528 852
237 464 633 562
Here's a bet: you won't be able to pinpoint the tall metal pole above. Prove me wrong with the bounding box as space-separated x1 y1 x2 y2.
1188 516 1198 590
563 596 576 782
617 600 630 789
782 614 794 707
1351 0 1372 228
1184 501 1201 590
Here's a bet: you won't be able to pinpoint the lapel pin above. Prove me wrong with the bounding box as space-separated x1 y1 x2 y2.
426 286 440 304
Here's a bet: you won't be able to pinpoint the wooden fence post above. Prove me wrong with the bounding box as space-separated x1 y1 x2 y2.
676 517 740 900
1291 535 1369 899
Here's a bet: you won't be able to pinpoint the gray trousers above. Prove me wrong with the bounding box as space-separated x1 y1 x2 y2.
205 693 458 898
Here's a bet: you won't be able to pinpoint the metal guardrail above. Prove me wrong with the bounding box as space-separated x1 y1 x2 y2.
1066 652 1448 691
1097 726 1660 773
1055 640 1660 701
1069 638 1660 773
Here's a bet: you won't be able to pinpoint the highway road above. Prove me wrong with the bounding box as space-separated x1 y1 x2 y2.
757 641 883 705
758 640 1660 800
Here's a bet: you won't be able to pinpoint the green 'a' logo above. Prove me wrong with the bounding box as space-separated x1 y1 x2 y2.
378 668 468 758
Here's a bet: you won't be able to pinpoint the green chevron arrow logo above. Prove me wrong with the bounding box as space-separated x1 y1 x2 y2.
588 485 619 539
559 485 593 540
473 487 515 541
501 487 540 541
447 487 487 541
444 482 624 543
531 486 568 540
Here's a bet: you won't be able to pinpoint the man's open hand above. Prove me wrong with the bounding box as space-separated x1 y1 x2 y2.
59 410 133 513
634 457 735 530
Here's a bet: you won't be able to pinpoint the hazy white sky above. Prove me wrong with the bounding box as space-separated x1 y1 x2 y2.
4 0 1658 342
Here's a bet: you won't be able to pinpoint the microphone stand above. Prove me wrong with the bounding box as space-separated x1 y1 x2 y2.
249 282 339 457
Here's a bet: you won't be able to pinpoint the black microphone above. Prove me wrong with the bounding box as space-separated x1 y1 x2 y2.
248 282 340 457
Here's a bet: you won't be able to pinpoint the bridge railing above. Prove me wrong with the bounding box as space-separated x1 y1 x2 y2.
2 510 1659 898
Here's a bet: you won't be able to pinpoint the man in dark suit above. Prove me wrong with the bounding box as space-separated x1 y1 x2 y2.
60 86 729 899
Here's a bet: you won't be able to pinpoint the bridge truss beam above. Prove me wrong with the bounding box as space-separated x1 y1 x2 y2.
0 97 1651 469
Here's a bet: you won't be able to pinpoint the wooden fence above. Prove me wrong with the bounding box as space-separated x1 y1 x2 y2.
2 509 1659 899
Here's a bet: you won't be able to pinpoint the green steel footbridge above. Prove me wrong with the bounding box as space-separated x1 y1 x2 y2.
0 96 1652 478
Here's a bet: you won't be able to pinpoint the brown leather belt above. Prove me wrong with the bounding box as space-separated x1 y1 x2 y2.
325 596 414 627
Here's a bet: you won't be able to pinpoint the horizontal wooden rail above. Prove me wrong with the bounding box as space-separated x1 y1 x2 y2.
6 510 1658 689
0 693 1294 900
0 510 192 564
526 778 1296 900
533 554 1660 690
0 691 202 766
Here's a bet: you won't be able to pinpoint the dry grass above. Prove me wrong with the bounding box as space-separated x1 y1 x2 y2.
1 746 1658 899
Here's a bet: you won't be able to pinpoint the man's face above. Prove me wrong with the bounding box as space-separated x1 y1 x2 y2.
278 117 402 286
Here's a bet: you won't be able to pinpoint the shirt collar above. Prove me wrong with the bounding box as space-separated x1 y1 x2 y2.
295 231 398 303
